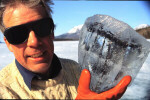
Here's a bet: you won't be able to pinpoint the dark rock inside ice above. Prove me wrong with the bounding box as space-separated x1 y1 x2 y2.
78 14 150 93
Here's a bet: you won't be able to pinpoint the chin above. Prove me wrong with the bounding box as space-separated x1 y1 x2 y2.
29 63 50 74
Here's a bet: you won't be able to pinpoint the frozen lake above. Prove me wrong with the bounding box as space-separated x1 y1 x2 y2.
0 41 150 99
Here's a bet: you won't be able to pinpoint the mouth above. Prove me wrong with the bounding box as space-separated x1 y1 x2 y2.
28 51 46 58
30 52 44 58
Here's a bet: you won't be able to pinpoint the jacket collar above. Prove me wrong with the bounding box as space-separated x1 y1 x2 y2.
15 53 62 90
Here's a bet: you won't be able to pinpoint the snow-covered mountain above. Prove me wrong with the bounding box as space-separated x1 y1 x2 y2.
55 25 83 40
68 24 83 34
134 24 150 30
55 23 150 40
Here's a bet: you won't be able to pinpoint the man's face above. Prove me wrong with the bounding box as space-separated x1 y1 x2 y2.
3 4 54 74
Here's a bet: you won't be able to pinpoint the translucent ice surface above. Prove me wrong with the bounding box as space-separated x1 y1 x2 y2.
78 14 150 93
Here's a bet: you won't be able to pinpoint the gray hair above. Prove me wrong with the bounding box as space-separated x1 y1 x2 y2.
0 0 54 33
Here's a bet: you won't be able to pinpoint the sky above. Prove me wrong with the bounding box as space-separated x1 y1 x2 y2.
52 1 150 36
0 1 150 41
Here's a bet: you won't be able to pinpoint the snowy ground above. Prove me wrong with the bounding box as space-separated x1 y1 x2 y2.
0 41 150 100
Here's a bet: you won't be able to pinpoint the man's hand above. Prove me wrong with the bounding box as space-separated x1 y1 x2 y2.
76 69 132 100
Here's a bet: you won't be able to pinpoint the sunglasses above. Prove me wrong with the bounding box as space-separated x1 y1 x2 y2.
4 18 54 45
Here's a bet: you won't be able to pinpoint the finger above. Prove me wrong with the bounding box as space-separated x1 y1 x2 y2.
108 76 131 97
115 75 132 99
114 75 132 91
116 86 128 99
78 69 91 93
98 75 132 99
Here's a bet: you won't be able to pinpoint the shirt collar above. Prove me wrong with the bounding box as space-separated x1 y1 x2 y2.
15 53 62 90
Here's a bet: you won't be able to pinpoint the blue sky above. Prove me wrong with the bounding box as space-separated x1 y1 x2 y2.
0 1 150 41
52 1 150 36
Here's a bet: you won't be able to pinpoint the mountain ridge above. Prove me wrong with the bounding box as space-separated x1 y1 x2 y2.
55 24 83 40
55 24 150 40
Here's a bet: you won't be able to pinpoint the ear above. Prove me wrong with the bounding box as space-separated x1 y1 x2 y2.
4 37 13 52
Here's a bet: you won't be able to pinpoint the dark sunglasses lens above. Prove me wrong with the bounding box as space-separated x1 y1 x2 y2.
4 18 54 44
4 26 29 44
33 19 53 37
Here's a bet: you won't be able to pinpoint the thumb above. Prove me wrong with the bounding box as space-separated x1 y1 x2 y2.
78 69 91 94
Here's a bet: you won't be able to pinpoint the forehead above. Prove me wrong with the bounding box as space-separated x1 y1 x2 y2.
3 4 48 28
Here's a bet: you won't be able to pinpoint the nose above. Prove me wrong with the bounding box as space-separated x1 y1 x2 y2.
27 30 42 47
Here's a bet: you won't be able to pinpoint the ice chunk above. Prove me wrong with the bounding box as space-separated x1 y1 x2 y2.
78 14 150 93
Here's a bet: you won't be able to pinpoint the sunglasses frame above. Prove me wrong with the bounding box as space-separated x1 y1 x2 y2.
4 17 54 45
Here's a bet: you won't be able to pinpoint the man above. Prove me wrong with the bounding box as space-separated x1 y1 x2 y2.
0 0 131 99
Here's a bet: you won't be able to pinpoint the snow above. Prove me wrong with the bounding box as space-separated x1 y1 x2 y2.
68 24 83 34
134 24 150 30
0 40 150 99
54 41 78 62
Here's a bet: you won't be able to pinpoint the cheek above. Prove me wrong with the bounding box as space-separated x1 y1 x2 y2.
43 36 54 51
13 48 27 67
11 45 26 62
